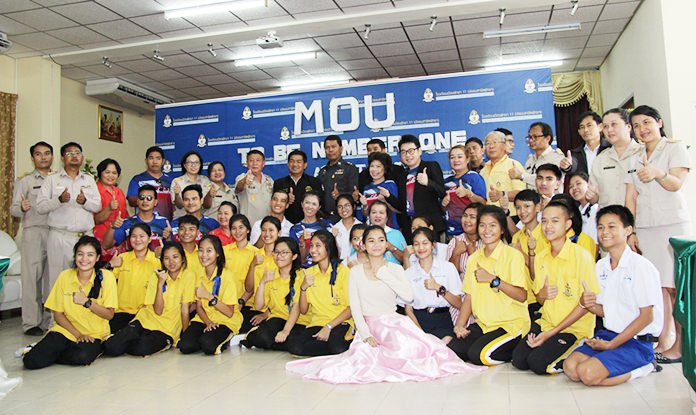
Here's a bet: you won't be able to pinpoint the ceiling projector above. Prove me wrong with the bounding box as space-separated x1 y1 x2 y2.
0 33 12 53
256 31 283 49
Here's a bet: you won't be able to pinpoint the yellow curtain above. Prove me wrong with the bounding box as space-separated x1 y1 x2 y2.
552 71 603 114
0 92 18 236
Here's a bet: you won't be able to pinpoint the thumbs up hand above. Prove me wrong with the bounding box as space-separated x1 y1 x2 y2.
474 263 494 283
455 179 471 198
261 266 275 284
560 150 573 170
331 183 339 199
637 153 659 183
288 187 295 204
416 167 429 186
162 220 172 240
351 185 360 202
59 187 71 203
73 287 88 306
488 185 501 202
76 188 87 205
580 280 597 309
508 165 523 180
538 275 558 301
196 283 212 300
424 273 440 290
585 178 599 202
20 193 31 212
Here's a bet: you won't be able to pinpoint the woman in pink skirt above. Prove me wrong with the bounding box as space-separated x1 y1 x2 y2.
286 225 484 384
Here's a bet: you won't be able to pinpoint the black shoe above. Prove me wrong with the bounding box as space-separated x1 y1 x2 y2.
24 327 44 336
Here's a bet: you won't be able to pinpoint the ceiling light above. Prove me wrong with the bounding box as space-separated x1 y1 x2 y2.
164 0 265 20
483 23 581 38
101 56 112 68
484 60 563 71
153 49 164 62
235 51 317 67
207 43 217 57
499 8 506 25
570 0 579 16
280 78 351 91
429 16 438 32
364 24 372 40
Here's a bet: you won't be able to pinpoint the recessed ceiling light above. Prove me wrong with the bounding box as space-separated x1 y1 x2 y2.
164 0 265 20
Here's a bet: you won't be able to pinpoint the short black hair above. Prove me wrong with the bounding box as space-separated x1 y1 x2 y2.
96 158 121 179
60 142 82 156
536 163 562 181
146 146 164 159
182 184 203 198
207 161 225 178
630 105 666 137
324 135 342 147
366 138 386 149
567 172 589 183
398 134 420 150
30 141 53 156
514 189 541 204
465 137 483 148
288 149 307 163
178 214 200 229
529 122 553 144
247 149 265 159
219 201 237 215
180 151 202 174
138 184 157 195
229 214 251 239
602 108 630 124
549 194 582 235
495 127 513 136
367 151 392 177
577 111 602 127
596 204 634 228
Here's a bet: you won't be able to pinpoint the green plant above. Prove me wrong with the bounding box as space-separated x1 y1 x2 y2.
82 158 98 180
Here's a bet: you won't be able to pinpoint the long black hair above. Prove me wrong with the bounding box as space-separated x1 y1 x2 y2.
198 234 226 276
477 205 511 243
72 236 105 299
275 237 301 306
311 230 340 285
160 241 187 271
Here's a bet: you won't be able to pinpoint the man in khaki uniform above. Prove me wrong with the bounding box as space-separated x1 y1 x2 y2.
509 122 565 189
10 141 53 336
36 142 101 292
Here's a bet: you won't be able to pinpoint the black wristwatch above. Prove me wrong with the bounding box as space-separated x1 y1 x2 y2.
490 276 501 289
437 285 447 297
83 299 93 309
237 298 246 306
208 296 218 307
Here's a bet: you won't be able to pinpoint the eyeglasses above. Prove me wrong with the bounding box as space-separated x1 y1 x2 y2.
336 203 352 210
399 148 418 157
526 134 546 141
138 195 155 201
273 250 292 258
64 151 82 156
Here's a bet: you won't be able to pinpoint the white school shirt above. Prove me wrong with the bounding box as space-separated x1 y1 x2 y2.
579 203 599 243
249 217 293 245
595 245 663 336
402 258 462 309
330 219 362 264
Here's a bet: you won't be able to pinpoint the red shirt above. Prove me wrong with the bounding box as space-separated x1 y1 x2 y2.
209 227 235 246
93 181 129 241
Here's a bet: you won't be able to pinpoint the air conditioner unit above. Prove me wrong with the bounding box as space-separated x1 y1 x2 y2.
85 78 174 115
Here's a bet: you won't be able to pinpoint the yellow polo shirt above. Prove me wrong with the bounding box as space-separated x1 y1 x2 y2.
192 268 242 333
567 230 597 260
45 268 118 341
113 250 160 314
249 253 279 311
304 263 353 330
533 240 600 339
481 155 526 216
264 271 312 326
184 247 204 280
224 242 260 299
511 224 550 304
464 242 530 336
134 268 196 343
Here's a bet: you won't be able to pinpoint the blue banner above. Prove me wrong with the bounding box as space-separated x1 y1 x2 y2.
155 68 555 179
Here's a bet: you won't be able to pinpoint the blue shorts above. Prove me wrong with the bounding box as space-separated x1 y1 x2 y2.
575 329 654 378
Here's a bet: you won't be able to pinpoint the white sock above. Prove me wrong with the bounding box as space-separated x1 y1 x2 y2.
629 362 654 380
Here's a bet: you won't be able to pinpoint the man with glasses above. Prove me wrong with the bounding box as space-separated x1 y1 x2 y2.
36 142 101 290
508 122 565 190
316 135 359 216
11 141 54 336
495 128 516 156
397 134 446 241
126 146 173 220
480 131 526 216
102 184 171 252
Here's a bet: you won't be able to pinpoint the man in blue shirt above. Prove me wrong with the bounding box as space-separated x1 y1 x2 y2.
127 146 173 220
171 184 219 242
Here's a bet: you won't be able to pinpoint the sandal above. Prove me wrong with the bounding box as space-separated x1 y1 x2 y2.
655 352 682 364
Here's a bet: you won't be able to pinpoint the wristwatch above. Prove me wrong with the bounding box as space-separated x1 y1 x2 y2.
83 299 93 309
437 285 447 297
237 298 246 306
490 276 501 289
208 296 218 307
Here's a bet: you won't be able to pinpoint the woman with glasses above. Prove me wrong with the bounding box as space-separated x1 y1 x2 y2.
479 131 526 217
203 161 238 220
93 158 129 261
171 151 211 219
331 193 361 264
243 237 309 350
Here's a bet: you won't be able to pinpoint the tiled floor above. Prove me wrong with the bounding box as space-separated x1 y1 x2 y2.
0 316 693 415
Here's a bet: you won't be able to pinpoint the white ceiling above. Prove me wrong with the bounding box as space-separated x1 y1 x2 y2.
0 0 642 102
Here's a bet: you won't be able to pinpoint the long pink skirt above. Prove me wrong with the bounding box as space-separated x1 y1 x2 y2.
285 313 485 384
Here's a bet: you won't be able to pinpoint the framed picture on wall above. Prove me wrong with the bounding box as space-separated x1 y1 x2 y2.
98 105 123 143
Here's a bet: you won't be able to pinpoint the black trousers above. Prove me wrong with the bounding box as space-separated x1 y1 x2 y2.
104 320 173 357
413 308 454 339
242 317 305 351
286 324 351 357
110 312 135 334
23 331 103 370
447 323 521 366
239 306 263 334
528 303 542 322
178 321 232 355
511 322 578 375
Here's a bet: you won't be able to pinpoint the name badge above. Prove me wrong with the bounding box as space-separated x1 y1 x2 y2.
603 166 616 170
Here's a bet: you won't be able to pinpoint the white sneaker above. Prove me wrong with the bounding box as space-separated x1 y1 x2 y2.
629 361 654 380
228 334 246 348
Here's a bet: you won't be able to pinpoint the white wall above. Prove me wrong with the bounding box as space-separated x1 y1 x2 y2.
0 55 16 94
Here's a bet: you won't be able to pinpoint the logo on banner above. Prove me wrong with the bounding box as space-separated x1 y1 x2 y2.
163 115 172 128
524 78 536 94
197 134 207 148
468 109 481 125
242 106 252 120
280 126 290 140
423 88 434 102
163 160 172 173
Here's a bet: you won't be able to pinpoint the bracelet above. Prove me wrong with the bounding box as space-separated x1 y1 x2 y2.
578 300 587 310
300 287 308 292
656 171 669 183
528 253 535 257
326 323 333 330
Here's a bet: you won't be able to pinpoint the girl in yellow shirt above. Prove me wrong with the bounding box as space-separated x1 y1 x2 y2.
224 214 260 334
243 237 309 350
179 235 241 355
24 237 117 369
108 223 159 333
286 230 353 356
448 206 531 366
104 241 195 357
